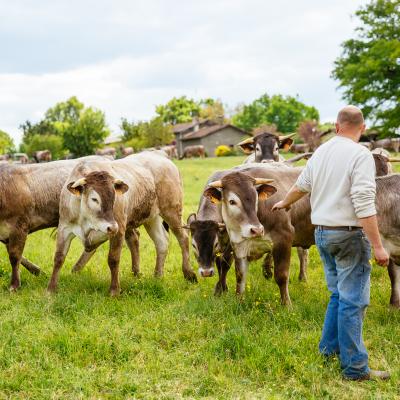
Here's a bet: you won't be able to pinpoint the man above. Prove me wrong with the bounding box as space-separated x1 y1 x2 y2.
272 105 390 381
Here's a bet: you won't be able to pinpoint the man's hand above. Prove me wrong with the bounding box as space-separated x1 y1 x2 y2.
374 246 389 267
272 200 291 212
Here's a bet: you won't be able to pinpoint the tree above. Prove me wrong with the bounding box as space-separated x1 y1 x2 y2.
62 107 110 157
122 117 173 150
0 129 15 154
156 96 201 124
332 0 400 136
23 134 65 159
20 97 110 158
232 94 319 133
199 98 227 124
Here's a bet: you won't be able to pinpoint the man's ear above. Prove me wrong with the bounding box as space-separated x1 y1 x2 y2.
67 178 87 197
237 137 255 154
279 138 294 152
114 179 129 195
204 187 222 204
257 184 277 201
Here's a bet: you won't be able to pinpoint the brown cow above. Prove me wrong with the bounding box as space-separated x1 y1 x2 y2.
96 147 116 158
47 151 196 295
202 166 314 304
291 143 311 154
0 156 105 290
33 150 52 163
182 145 205 159
120 146 134 157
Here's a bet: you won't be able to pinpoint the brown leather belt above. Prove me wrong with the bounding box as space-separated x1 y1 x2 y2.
317 225 362 231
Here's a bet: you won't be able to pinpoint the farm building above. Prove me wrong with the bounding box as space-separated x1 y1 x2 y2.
173 119 250 157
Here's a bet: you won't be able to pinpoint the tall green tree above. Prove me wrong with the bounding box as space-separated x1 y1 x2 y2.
0 129 15 154
23 134 65 159
332 0 400 136
156 96 201 124
232 94 319 133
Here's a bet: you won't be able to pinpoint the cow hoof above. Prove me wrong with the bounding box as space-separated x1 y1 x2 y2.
389 300 400 309
109 288 120 297
9 285 20 293
214 283 228 297
263 271 273 280
184 270 198 283
132 271 142 278
299 275 307 282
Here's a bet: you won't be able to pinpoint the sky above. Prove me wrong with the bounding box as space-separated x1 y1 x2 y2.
0 0 368 144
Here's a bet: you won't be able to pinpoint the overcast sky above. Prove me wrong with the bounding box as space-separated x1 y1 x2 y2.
0 0 367 144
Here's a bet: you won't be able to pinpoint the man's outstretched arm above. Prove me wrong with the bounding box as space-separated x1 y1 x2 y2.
272 185 307 211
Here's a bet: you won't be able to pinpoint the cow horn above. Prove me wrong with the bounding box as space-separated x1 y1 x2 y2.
389 158 400 162
254 178 274 185
237 136 254 146
71 178 87 188
278 132 297 141
208 180 223 188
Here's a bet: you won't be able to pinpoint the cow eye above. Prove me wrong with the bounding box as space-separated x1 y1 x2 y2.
91 198 99 203
229 199 236 206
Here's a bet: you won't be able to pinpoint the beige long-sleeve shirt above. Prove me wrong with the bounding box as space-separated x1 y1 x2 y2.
296 135 376 227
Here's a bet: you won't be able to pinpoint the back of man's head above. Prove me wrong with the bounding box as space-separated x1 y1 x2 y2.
337 105 364 127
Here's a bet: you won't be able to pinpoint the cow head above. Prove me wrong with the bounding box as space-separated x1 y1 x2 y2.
67 171 129 247
203 172 277 243
237 133 295 162
183 213 226 278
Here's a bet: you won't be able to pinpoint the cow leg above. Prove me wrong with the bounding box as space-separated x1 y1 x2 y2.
47 227 74 293
108 233 124 296
214 251 232 296
7 229 28 291
125 228 140 276
262 251 273 280
21 257 41 276
234 257 249 296
388 259 400 308
144 216 169 278
272 242 292 306
71 250 96 273
161 211 197 282
297 247 308 282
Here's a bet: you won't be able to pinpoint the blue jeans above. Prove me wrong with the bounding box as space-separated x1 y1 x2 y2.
315 227 371 379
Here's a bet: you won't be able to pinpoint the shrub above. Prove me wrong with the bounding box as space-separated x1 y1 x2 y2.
215 145 236 157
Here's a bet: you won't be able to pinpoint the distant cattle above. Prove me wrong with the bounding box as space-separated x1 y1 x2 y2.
13 153 29 164
181 145 206 159
371 138 400 153
47 151 196 295
291 143 311 154
120 146 134 157
96 147 116 158
0 154 10 161
161 145 178 159
33 150 52 163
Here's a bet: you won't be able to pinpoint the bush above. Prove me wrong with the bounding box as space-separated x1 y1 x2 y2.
215 145 236 157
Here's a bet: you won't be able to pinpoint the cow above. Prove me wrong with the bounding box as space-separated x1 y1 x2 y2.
13 153 29 164
371 138 400 153
181 145 206 159
237 131 311 281
237 132 296 163
0 156 106 290
33 150 52 163
47 151 196 295
376 174 400 308
161 145 178 159
291 143 311 154
120 146 134 157
96 147 116 158
202 167 315 305
0 154 10 161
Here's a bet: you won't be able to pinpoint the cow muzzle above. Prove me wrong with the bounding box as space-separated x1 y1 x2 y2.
199 267 215 278
248 224 264 238
106 222 119 236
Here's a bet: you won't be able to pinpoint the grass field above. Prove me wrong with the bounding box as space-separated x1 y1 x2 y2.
0 155 399 399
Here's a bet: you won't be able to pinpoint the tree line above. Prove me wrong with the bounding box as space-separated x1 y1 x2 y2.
0 0 397 158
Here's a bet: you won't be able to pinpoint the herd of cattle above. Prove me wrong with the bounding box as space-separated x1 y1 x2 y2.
0 132 400 310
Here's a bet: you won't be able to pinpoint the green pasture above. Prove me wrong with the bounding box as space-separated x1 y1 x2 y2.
0 155 399 399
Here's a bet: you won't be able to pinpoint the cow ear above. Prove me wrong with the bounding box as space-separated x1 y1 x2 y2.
114 179 129 195
204 187 222 204
279 138 294 152
67 178 86 196
237 137 255 154
257 184 277 201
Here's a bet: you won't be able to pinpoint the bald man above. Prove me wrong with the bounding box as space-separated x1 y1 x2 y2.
273 106 390 381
